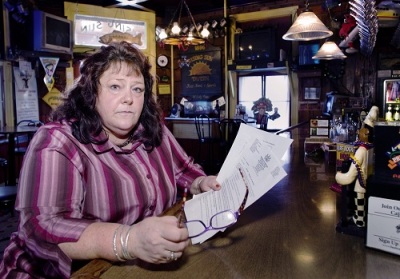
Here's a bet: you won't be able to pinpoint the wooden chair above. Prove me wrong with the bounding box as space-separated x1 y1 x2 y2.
14 120 43 172
0 158 8 186
218 118 246 160
15 120 43 154
194 115 220 174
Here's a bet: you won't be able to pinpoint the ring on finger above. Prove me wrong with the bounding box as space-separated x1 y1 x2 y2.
168 251 177 261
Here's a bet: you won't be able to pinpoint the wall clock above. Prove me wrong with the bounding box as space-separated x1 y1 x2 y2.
157 55 169 67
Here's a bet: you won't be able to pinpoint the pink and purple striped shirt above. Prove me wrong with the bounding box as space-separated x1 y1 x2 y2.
0 121 205 278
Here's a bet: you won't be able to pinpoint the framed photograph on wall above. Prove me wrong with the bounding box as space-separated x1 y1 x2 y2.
384 79 400 103
304 87 321 100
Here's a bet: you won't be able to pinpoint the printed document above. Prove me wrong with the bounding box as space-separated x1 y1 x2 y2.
184 124 293 244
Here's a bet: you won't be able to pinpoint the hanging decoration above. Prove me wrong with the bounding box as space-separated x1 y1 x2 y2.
349 0 378 56
40 57 59 92
42 88 63 110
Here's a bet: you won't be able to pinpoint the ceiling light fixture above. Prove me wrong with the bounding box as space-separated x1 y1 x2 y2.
282 0 333 41
312 41 347 60
156 0 208 50
107 0 154 12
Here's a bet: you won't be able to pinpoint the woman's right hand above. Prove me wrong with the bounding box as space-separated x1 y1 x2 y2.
128 215 190 263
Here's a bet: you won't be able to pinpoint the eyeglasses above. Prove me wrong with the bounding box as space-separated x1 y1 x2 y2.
185 169 249 238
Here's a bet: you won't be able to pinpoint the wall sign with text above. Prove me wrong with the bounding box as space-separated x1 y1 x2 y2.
181 46 222 98
74 14 147 49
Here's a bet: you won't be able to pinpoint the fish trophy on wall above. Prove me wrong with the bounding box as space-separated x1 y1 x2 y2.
99 30 143 46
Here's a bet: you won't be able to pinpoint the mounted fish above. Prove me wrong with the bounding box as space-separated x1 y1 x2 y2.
99 30 143 46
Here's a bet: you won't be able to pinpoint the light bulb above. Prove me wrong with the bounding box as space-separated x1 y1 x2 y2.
171 22 181 35
201 28 210 38
159 29 168 40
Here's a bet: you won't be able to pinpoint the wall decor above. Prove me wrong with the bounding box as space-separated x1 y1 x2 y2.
74 14 147 49
384 79 400 103
180 45 222 98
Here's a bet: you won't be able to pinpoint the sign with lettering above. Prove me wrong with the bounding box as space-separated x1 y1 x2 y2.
13 66 40 123
74 14 147 49
180 45 222 98
42 87 63 110
367 196 400 256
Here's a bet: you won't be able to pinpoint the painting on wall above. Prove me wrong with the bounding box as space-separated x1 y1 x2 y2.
180 45 222 99
384 79 400 103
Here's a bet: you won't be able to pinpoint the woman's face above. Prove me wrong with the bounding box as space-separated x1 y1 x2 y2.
96 62 145 139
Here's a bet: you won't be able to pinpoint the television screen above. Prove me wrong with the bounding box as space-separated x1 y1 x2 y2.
235 28 276 61
45 16 71 49
33 10 72 54
299 43 320 65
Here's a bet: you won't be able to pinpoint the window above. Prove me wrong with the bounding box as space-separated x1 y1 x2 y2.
238 74 290 130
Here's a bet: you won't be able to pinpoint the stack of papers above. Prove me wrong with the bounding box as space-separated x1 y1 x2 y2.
184 124 293 244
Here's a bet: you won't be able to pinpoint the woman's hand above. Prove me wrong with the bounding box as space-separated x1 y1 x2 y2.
190 175 221 195
128 216 190 263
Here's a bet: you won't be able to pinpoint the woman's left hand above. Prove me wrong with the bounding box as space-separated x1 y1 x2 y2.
190 175 220 195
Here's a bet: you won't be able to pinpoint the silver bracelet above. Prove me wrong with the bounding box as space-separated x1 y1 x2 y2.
121 225 137 260
113 225 126 262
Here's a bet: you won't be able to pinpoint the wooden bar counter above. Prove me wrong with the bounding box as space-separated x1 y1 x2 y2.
71 141 400 279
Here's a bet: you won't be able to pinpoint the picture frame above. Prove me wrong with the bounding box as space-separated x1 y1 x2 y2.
384 79 400 103
309 119 329 138
304 87 321 100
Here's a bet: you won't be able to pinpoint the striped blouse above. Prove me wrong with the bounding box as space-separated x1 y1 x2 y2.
0 121 205 278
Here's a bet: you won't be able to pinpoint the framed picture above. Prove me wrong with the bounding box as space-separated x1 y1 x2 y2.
309 119 329 138
384 79 400 103
304 87 321 100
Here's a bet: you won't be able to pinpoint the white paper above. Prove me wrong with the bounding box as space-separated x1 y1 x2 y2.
217 124 292 183
185 125 292 244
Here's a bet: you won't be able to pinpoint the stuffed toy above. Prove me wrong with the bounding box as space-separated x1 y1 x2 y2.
339 14 357 38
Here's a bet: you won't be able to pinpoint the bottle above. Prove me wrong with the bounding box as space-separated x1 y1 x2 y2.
386 104 393 121
347 120 356 143
395 105 400 121
329 120 336 142
214 100 220 118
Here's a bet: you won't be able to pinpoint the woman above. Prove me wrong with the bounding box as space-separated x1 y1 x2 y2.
0 42 220 278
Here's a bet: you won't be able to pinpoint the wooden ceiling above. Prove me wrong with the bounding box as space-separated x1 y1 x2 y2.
32 0 276 17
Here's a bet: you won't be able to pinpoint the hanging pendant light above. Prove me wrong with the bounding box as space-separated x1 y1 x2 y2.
312 41 347 60
282 1 333 41
156 0 208 49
